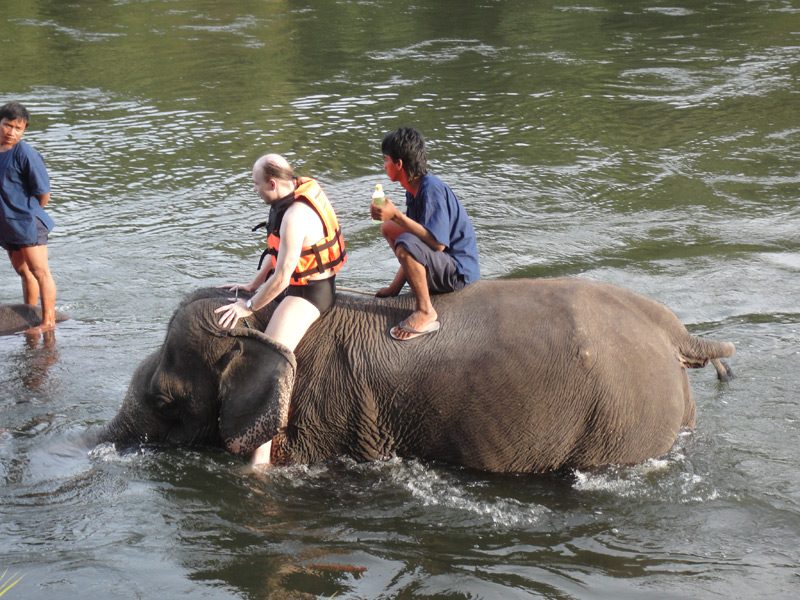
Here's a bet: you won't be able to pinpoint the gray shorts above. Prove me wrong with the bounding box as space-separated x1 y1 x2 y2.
395 233 465 294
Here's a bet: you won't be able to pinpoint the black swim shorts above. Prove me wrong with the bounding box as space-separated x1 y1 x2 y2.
283 276 337 313
395 233 466 294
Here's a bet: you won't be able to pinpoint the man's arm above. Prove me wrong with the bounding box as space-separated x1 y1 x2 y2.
220 262 270 294
37 193 50 209
216 203 313 329
255 203 309 300
372 198 445 251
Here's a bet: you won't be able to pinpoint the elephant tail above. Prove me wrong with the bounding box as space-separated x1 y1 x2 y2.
677 335 736 381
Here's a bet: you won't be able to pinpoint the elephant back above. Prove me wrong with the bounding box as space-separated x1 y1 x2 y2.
286 279 708 471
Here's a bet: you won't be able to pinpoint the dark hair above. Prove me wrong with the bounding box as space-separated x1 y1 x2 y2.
381 127 427 179
0 102 30 124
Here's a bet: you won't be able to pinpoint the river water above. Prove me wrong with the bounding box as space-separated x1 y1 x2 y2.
1 1 798 598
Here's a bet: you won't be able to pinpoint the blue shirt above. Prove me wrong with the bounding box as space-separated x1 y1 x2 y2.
0 140 53 248
405 173 480 284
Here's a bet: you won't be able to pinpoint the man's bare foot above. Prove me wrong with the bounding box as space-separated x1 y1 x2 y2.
390 310 440 341
403 310 437 332
23 322 56 336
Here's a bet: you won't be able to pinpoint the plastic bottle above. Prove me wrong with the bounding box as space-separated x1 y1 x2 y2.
371 184 386 224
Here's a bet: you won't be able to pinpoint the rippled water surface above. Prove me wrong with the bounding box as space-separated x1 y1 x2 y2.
1 1 798 598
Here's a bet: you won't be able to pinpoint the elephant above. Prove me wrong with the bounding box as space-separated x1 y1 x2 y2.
0 303 69 335
94 278 735 473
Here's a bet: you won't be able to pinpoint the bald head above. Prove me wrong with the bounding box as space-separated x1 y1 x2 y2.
254 154 295 182
252 154 298 205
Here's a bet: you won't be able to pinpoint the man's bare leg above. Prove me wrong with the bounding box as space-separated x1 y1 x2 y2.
380 219 405 250
252 295 321 467
20 245 56 329
250 439 272 468
376 222 411 297
264 295 321 352
393 245 438 339
9 249 40 306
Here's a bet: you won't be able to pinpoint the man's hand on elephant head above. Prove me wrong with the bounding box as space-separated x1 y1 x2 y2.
215 299 252 330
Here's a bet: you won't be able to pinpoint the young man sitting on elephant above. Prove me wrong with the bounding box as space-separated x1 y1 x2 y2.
370 127 480 340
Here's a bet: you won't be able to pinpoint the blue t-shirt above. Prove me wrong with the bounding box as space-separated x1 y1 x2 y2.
405 173 480 284
0 140 53 248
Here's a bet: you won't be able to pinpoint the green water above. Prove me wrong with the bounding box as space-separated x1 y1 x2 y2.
1 1 798 599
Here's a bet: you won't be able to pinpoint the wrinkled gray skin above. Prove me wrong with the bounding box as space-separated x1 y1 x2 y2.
95 278 735 473
0 304 69 335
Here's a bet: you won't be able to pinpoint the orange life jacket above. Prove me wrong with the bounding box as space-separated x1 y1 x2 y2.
255 177 347 285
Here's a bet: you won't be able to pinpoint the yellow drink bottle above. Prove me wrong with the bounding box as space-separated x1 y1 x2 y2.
371 184 385 224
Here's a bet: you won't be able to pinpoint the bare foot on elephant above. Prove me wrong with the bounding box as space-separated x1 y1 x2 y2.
390 310 440 341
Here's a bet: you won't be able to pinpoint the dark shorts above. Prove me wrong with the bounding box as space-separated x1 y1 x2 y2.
396 233 466 294
282 276 337 313
1 218 49 253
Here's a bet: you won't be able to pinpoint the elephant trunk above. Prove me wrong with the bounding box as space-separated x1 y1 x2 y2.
89 410 146 450
80 424 105 450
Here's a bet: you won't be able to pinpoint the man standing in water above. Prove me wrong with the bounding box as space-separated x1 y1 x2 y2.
0 102 57 332
215 153 347 351
371 127 479 340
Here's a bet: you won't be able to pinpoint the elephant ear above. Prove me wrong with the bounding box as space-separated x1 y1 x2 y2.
217 328 296 456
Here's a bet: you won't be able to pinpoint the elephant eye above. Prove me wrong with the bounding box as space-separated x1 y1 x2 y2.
154 393 180 416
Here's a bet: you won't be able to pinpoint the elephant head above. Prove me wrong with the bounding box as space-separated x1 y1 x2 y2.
98 293 296 456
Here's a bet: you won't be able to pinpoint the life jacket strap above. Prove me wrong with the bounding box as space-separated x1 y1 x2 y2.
256 246 274 271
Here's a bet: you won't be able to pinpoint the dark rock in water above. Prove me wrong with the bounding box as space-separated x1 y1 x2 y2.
0 304 70 335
